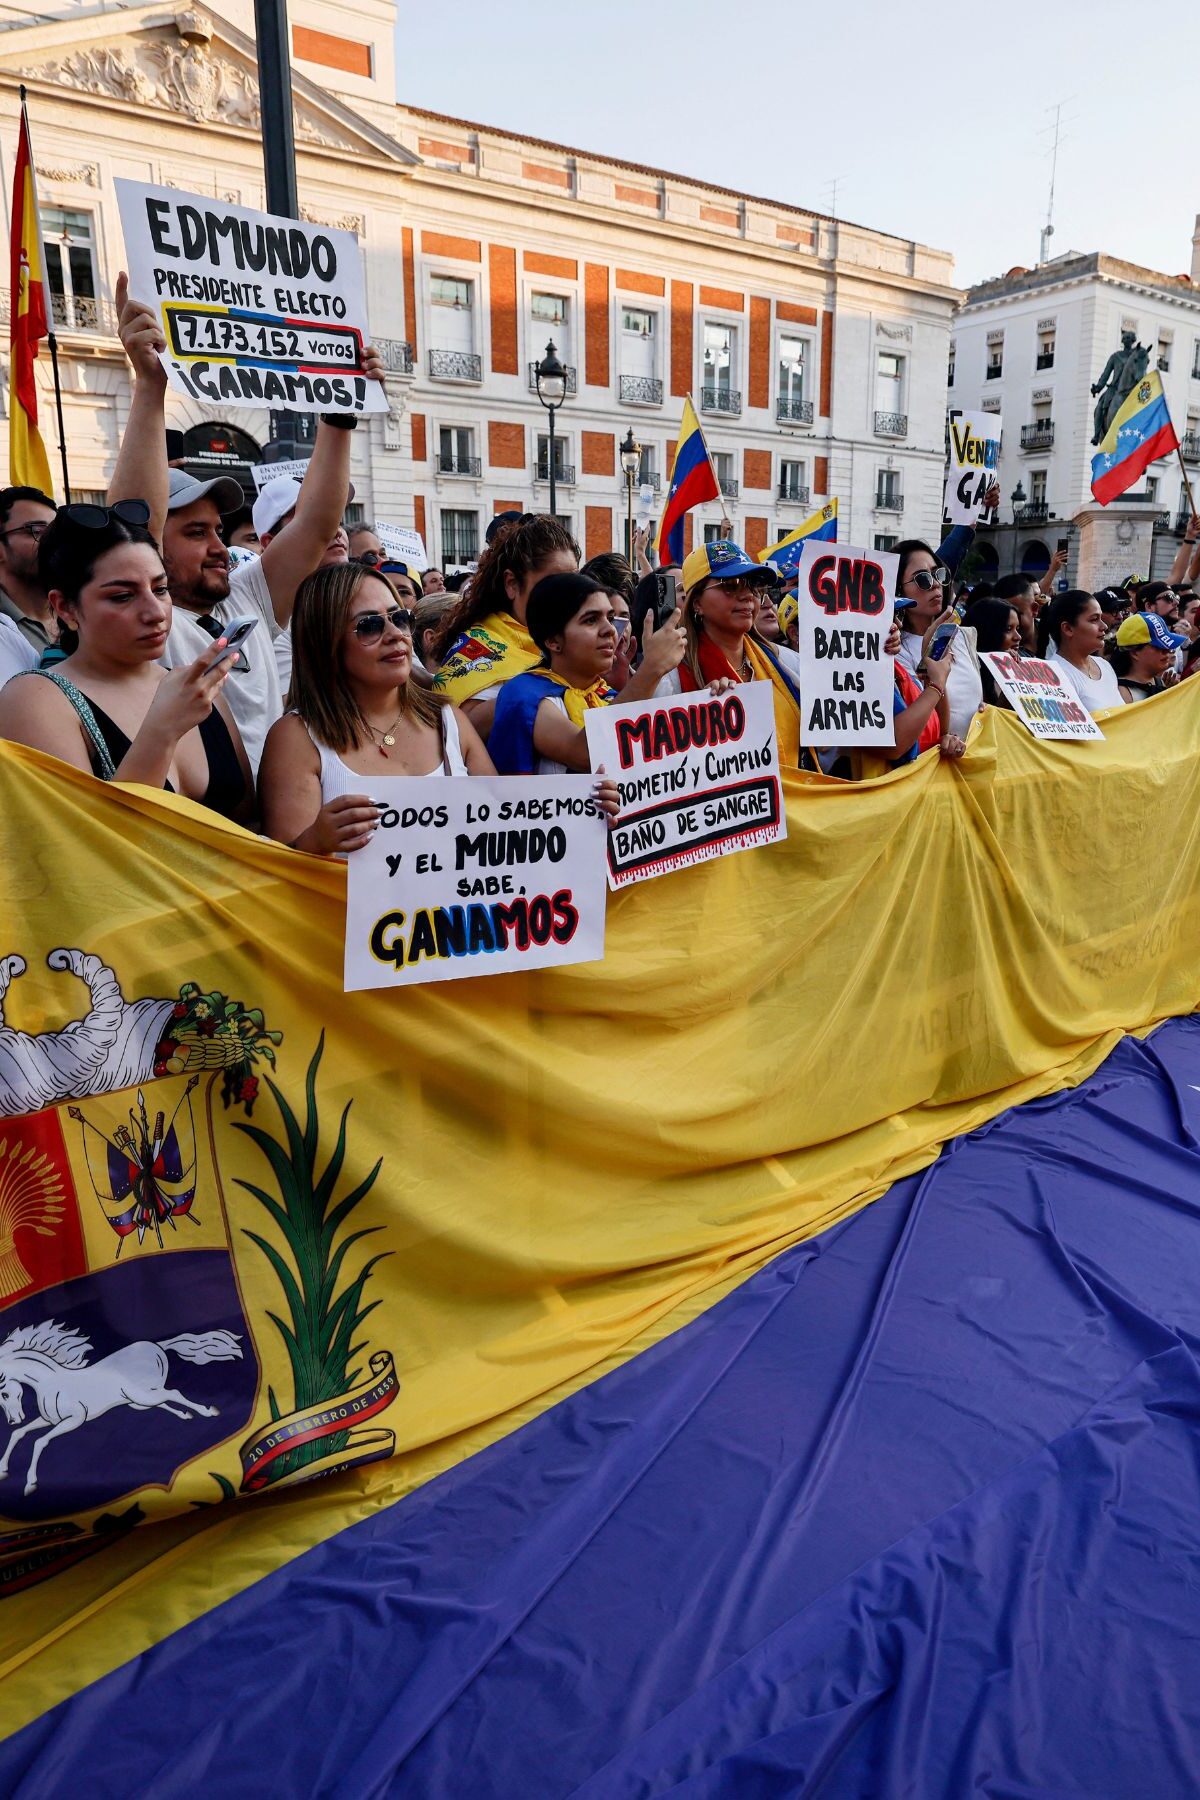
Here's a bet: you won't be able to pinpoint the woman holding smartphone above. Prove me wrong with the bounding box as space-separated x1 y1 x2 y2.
0 503 251 819
259 562 496 855
893 539 984 741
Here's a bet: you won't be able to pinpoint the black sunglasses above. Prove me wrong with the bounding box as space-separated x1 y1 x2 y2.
61 499 151 531
352 606 415 641
354 550 385 568
903 566 950 593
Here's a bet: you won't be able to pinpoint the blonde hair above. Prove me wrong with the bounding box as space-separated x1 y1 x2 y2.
289 563 446 753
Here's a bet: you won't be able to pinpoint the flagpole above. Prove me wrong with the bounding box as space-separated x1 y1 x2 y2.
18 85 70 501
691 393 728 535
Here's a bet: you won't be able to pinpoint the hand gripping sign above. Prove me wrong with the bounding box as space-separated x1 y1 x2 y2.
794 541 899 748
116 180 387 417
944 409 1002 527
345 775 609 990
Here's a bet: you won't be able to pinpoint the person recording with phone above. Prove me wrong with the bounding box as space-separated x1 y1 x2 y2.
893 540 984 741
0 503 252 819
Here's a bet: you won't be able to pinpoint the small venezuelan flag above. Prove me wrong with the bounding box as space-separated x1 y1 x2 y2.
1091 370 1178 505
759 500 838 574
657 396 720 566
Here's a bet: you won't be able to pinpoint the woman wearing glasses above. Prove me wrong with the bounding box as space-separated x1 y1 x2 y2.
0 502 251 819
258 562 495 856
893 539 984 741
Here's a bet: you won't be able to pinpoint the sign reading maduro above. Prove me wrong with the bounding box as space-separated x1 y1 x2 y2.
980 652 1106 741
584 682 784 888
115 180 386 415
345 775 608 989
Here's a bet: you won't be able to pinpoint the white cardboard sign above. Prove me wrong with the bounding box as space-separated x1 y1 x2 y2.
583 682 785 888
251 458 312 490
793 541 898 747
943 409 1002 526
116 179 386 416
375 523 429 567
980 653 1106 741
344 775 609 989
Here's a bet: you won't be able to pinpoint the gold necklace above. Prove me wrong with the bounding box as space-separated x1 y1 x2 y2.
365 708 406 755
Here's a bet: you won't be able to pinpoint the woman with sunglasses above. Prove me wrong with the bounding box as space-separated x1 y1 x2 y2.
258 562 494 856
893 539 984 742
0 502 251 818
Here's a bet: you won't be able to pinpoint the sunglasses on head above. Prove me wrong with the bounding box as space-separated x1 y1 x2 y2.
904 565 950 593
61 499 151 532
352 606 415 641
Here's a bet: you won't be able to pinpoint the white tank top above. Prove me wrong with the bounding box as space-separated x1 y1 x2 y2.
302 704 468 801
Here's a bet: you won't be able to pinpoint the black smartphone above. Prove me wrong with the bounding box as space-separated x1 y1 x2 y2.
1057 538 1069 555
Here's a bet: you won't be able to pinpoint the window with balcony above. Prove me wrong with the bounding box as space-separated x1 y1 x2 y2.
1185 417 1200 462
1158 336 1172 373
874 352 907 436
711 450 738 499
440 509 478 564
535 433 573 484
1145 475 1159 503
528 293 576 393
1029 469 1048 509
636 445 659 491
777 334 812 423
437 425 480 477
947 344 956 388
1021 402 1055 452
41 206 99 330
986 338 1003 380
875 469 902 510
619 306 661 405
1036 331 1055 370
778 458 808 503
701 322 740 414
429 274 480 381
1193 340 1200 381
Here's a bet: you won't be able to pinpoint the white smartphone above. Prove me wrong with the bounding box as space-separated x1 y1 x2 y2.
206 615 259 669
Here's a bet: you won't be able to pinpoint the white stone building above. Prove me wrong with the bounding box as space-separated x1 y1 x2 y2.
953 234 1200 582
0 0 960 567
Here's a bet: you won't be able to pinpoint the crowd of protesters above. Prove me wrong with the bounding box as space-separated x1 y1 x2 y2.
1 276 1198 852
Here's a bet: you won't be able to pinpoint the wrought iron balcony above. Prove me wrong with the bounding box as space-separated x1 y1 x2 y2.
1158 356 1171 373
1036 351 1055 370
778 481 810 505
718 476 739 499
1020 421 1055 450
1182 433 1200 463
528 361 577 395
985 365 1003 380
437 454 482 477
1176 510 1194 535
874 491 903 513
534 463 575 486
1155 511 1173 529
428 349 483 382
47 291 116 335
701 385 741 415
376 338 414 375
777 396 814 425
1018 501 1049 523
873 410 907 438
619 374 663 406
632 472 661 492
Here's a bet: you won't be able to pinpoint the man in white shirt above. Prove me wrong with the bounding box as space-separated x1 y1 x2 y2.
105 274 384 773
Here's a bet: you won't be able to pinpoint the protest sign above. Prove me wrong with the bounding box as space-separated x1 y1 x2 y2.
980 653 1105 741
583 682 784 888
344 775 608 990
251 458 311 490
944 409 1002 526
115 180 386 416
376 522 428 567
793 541 897 747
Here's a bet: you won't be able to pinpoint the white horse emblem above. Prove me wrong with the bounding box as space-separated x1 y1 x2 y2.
0 1319 243 1496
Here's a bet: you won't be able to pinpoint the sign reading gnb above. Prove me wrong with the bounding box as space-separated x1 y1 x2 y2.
794 541 899 747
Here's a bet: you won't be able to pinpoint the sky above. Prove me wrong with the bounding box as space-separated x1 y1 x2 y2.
400 0 1199 290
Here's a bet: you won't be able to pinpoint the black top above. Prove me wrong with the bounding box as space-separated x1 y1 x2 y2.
87 698 246 821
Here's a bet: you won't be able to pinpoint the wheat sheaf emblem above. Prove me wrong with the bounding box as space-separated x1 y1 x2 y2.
0 1138 67 1300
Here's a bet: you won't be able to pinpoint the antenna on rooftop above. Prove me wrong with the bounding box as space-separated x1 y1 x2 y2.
825 175 843 220
1039 102 1065 265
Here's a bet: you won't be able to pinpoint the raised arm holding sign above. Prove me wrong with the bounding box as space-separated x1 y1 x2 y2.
944 410 1002 528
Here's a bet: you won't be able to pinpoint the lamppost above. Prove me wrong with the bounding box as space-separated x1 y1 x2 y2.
1010 480 1026 575
620 426 640 568
535 339 568 518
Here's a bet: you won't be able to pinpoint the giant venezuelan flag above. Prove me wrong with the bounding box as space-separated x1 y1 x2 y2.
657 395 719 566
759 498 838 573
4 696 1200 1789
7 100 53 495
1091 367 1178 504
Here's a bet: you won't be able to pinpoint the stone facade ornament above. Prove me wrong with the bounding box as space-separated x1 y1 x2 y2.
876 322 913 341
300 205 366 235
35 161 99 186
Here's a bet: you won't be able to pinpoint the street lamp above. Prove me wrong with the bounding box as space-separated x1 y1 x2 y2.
1010 480 1026 574
620 426 640 568
535 339 567 517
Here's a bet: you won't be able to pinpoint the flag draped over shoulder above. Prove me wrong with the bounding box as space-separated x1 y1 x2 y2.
1090 369 1178 505
657 396 719 566
759 500 838 573
8 102 53 495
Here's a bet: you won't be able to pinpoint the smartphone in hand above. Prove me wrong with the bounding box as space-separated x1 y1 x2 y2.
206 615 259 670
927 618 959 663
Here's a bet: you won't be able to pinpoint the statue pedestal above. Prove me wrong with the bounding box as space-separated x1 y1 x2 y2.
1071 499 1160 594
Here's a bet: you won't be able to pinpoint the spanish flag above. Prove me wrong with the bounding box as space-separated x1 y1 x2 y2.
759 499 838 573
657 396 719 566
8 98 53 494
1091 369 1178 506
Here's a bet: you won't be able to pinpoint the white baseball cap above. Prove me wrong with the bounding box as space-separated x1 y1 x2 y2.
252 473 356 541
